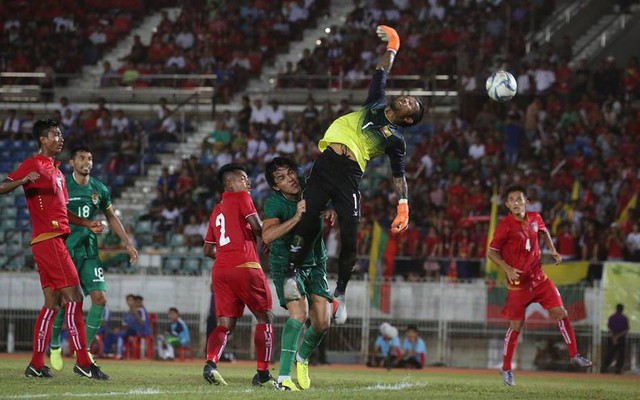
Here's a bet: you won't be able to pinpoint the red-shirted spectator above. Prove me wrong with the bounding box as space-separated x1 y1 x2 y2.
556 223 577 260
580 220 600 261
606 224 626 261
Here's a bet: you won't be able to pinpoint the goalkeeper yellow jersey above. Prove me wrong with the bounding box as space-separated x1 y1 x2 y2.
318 70 407 177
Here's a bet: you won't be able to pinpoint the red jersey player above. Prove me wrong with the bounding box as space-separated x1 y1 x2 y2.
488 184 592 387
201 163 275 387
0 119 109 380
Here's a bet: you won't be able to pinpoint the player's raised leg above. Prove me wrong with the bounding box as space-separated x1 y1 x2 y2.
550 306 592 367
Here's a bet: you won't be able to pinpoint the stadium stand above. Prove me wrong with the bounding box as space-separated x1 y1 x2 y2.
1 0 640 281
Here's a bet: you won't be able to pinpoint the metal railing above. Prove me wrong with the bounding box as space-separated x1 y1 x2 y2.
1 278 636 372
1 72 458 106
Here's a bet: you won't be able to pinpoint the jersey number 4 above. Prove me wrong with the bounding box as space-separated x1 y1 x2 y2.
215 213 231 246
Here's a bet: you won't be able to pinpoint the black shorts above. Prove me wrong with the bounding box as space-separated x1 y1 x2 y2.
304 147 363 222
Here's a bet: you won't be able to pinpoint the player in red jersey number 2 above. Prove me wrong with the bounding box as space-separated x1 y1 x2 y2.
488 185 592 387
201 163 275 387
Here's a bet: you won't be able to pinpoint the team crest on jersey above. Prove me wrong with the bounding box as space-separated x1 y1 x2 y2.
91 193 99 205
379 126 392 138
55 177 63 190
530 222 539 232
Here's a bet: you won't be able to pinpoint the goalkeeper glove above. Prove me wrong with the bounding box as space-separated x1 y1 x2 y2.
391 200 409 234
376 25 400 54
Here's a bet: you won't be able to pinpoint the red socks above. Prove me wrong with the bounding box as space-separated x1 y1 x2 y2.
254 323 273 371
206 326 229 363
30 307 57 369
502 327 520 371
65 301 92 368
558 317 578 357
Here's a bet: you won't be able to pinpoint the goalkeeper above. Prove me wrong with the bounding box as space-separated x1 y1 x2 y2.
283 25 425 324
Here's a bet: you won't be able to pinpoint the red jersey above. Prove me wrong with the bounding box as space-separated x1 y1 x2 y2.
204 191 260 269
557 231 576 258
489 212 547 289
7 154 70 244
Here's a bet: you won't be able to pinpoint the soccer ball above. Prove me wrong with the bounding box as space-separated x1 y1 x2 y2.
486 70 517 102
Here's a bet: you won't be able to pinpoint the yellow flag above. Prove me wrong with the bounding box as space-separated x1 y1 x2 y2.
571 179 580 201
617 193 637 225
485 186 505 283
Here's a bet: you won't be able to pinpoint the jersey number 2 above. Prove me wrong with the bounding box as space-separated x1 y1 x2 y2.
215 214 231 246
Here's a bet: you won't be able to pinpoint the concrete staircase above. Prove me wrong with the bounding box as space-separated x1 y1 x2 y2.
569 13 632 67
526 0 591 45
114 1 358 222
116 120 213 221
245 0 355 95
70 7 182 89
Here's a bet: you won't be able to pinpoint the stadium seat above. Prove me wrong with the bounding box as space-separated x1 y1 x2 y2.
125 335 154 360
162 256 182 274
136 220 153 234
182 257 201 275
168 234 185 248
1 219 15 230
0 196 14 207
176 346 195 361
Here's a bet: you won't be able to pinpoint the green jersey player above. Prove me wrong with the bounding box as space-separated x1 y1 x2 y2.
262 157 335 391
49 146 138 370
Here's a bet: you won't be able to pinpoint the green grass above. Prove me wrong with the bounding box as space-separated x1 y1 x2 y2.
0 356 638 400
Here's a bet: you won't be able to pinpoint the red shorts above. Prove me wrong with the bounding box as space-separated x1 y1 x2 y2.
501 278 564 321
213 266 272 318
32 236 80 290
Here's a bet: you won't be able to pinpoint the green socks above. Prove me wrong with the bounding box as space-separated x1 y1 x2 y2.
85 304 105 347
297 326 326 362
49 310 65 349
49 304 105 350
279 318 304 377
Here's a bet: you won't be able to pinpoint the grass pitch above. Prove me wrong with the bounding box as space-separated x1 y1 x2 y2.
0 356 637 400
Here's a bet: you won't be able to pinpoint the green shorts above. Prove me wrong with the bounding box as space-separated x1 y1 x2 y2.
74 256 107 296
272 261 332 309
166 336 182 348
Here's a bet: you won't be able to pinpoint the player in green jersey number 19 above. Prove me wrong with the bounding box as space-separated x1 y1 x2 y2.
49 146 138 370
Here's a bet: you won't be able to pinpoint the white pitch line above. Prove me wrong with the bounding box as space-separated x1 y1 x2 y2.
2 382 428 399
0 387 257 399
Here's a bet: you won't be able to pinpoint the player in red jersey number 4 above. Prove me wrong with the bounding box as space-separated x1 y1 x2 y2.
201 163 275 388
488 185 592 387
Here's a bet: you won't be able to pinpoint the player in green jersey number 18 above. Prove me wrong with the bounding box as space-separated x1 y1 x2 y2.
49 146 138 370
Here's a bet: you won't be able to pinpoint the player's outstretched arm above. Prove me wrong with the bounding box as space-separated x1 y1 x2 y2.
539 229 562 264
375 25 399 73
68 211 104 234
104 206 139 264
0 173 39 194
390 177 409 234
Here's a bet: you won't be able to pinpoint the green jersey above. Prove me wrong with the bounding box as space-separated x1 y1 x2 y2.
66 174 112 258
264 189 327 271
